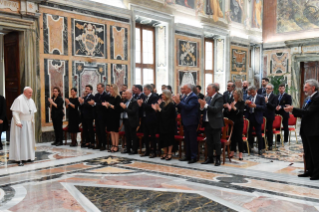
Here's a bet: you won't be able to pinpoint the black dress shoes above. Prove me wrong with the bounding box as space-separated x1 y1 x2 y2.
51 141 57 145
141 152 149 157
268 146 273 151
258 150 263 155
179 157 190 161
55 142 63 146
129 150 137 155
122 149 129 154
100 147 106 151
215 156 221 166
201 158 214 164
149 153 156 158
188 158 197 164
298 172 312 177
310 175 319 180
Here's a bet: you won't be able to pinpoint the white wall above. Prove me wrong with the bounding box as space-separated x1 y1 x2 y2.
0 34 4 96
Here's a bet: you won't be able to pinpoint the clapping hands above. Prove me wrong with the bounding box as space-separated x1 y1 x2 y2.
137 99 143 107
198 99 206 109
120 102 126 109
151 103 160 111
65 98 70 105
102 102 110 108
172 95 181 104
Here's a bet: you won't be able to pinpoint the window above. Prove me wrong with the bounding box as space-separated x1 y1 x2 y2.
135 24 155 85
204 39 214 90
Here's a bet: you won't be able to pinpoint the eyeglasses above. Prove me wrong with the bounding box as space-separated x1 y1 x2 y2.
266 88 272 90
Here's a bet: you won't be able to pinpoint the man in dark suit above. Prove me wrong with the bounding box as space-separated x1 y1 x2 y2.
119 84 127 96
134 85 145 100
120 89 139 155
285 79 319 180
245 85 266 155
264 84 278 150
196 85 205 100
137 84 159 158
78 85 95 148
0 95 8 150
199 83 224 166
93 83 109 151
258 77 269 97
276 84 292 143
173 84 200 164
223 81 235 117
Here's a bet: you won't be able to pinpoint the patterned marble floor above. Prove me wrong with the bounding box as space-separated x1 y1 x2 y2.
0 135 317 212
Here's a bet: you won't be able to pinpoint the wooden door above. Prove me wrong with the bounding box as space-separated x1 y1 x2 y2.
4 32 20 122
300 62 319 108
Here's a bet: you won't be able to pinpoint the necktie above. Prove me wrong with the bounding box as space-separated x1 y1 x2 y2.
145 96 150 104
204 97 212 122
303 97 311 109
250 96 255 114
278 94 282 102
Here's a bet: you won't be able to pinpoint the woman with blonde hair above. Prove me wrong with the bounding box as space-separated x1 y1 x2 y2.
152 89 176 160
102 84 122 152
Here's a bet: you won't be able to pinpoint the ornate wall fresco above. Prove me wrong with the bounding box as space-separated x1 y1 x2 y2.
252 0 262 28
44 59 69 123
178 40 198 67
277 0 319 33
270 52 289 74
110 26 128 61
111 64 128 89
178 70 198 86
230 45 249 82
43 14 68 55
230 0 244 23
72 19 106 58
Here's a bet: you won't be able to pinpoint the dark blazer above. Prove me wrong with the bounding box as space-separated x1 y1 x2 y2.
206 93 224 129
124 98 139 128
264 93 278 121
223 91 234 104
227 100 245 124
245 94 266 124
198 93 205 100
81 93 95 120
141 93 158 125
177 92 200 127
243 88 248 102
293 92 319 136
158 102 177 134
51 96 64 119
0 95 8 132
134 93 146 100
276 93 292 119
257 87 267 97
94 92 109 120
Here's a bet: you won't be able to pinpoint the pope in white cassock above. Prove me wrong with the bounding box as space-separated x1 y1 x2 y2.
9 87 37 166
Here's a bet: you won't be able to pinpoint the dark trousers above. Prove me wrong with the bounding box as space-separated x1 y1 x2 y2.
301 132 319 176
52 117 63 143
82 118 94 144
96 119 106 147
231 122 244 152
248 115 264 150
184 125 198 159
205 122 221 157
277 115 289 142
143 119 157 153
266 118 274 147
124 119 138 152
0 124 3 148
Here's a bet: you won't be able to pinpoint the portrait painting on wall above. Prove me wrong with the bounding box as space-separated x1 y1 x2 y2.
230 0 244 23
72 61 108 96
179 71 198 87
176 0 195 9
178 40 198 67
43 14 68 55
206 0 224 22
232 49 247 73
277 0 319 33
72 19 106 58
110 26 128 61
44 59 69 123
270 52 289 74
252 0 262 28
111 64 128 89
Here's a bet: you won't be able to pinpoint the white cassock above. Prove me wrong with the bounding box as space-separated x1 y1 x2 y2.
9 94 37 161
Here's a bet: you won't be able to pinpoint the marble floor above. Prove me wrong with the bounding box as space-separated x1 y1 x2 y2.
0 135 317 212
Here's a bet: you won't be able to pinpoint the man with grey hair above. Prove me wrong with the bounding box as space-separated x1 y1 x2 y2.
245 85 266 155
199 83 224 166
285 79 319 180
9 87 37 166
173 84 200 164
264 83 278 150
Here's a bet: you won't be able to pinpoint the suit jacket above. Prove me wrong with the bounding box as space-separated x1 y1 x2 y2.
124 98 139 128
257 87 267 97
141 93 158 125
82 93 95 120
135 93 146 118
223 91 234 104
198 93 204 100
264 93 278 121
276 93 292 119
243 88 248 102
177 92 200 127
245 94 266 124
51 96 64 119
94 92 109 120
0 95 8 132
205 93 224 129
292 92 319 136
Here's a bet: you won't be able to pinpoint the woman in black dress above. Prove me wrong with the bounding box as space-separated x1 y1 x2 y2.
226 88 245 160
65 88 80 147
152 90 176 160
48 87 64 146
103 84 121 152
